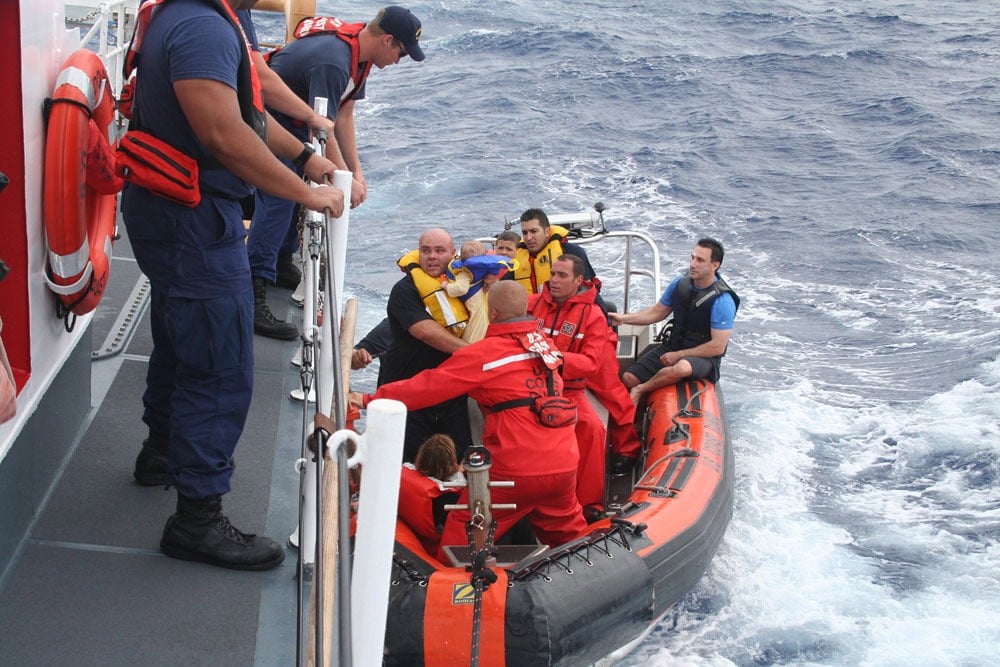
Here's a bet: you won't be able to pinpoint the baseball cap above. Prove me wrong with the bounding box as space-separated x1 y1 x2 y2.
376 6 425 62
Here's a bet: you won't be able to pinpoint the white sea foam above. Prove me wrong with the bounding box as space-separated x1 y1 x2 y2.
623 358 1000 665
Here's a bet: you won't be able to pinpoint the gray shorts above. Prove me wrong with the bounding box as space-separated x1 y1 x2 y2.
626 343 721 384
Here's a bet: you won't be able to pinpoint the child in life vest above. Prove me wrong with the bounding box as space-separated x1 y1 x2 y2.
446 240 517 343
398 434 465 554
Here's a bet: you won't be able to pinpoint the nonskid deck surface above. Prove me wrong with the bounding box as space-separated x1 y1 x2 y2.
0 226 307 665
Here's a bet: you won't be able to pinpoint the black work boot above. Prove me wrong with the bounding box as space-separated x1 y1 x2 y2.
275 253 302 290
134 434 235 486
161 494 285 571
253 276 298 340
609 454 638 476
134 431 170 486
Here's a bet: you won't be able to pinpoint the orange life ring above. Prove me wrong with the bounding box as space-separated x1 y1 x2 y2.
43 48 120 321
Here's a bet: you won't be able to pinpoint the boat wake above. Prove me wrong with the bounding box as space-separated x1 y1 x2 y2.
620 356 1000 665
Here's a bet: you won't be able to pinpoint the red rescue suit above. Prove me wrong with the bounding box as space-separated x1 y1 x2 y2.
528 282 611 508
364 318 586 558
530 282 641 459
590 354 642 459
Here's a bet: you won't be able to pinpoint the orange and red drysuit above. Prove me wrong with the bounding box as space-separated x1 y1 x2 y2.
529 282 642 507
363 317 586 560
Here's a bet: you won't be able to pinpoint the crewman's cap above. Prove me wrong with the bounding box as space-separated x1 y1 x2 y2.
377 6 425 62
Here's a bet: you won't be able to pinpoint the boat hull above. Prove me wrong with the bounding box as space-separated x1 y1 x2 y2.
385 379 734 666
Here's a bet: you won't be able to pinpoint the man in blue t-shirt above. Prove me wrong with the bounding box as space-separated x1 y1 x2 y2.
610 238 739 402
247 6 426 339
124 0 344 571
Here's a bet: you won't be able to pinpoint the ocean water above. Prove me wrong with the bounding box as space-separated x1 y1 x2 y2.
255 2 1000 664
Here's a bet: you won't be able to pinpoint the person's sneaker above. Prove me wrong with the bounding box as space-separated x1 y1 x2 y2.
161 495 285 571
609 454 637 476
253 277 299 340
134 435 170 486
290 279 305 307
275 253 302 290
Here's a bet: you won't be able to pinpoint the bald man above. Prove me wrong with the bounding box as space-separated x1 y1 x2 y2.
382 228 472 461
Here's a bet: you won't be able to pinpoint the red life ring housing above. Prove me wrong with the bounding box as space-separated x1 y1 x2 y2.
43 49 121 322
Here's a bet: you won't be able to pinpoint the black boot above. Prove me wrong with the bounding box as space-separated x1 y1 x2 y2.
275 253 302 290
609 454 637 476
253 276 298 340
134 434 235 486
134 431 170 486
161 495 285 571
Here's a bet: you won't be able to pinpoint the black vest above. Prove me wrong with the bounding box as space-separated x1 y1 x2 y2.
667 274 740 354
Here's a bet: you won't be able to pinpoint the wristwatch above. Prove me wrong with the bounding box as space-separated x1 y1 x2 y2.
293 143 316 168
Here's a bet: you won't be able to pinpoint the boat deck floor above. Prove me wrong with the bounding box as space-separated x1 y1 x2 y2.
0 228 308 665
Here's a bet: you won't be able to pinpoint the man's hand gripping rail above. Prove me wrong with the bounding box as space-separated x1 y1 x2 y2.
298 97 344 219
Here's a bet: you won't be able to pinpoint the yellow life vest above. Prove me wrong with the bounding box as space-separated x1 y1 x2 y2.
397 249 469 337
512 225 569 294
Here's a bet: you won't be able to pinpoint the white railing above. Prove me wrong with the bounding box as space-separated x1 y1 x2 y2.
65 0 138 95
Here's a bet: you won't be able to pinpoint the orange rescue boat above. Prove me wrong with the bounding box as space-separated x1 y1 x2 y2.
385 378 734 666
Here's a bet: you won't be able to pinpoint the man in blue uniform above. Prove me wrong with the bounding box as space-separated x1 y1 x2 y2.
248 6 426 339
611 238 739 403
125 0 344 570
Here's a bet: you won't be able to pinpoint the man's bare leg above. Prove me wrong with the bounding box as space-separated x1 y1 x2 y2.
628 360 692 404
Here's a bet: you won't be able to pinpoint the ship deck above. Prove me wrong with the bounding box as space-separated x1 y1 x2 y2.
0 225 307 665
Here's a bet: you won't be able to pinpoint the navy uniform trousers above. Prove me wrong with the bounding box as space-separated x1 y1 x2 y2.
125 186 254 499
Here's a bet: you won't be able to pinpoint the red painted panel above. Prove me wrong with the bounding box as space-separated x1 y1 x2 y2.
0 3 29 392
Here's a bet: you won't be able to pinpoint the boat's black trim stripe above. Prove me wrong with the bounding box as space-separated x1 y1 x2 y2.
669 457 696 492
654 457 681 489
675 382 688 412
689 381 703 412
650 451 699 493
676 380 704 413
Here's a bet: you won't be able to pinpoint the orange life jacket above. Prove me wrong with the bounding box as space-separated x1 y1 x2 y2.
397 465 459 555
268 16 373 103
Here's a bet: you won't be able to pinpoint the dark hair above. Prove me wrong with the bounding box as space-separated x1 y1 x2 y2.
555 253 584 278
415 434 460 480
496 230 520 244
697 237 724 265
519 208 550 229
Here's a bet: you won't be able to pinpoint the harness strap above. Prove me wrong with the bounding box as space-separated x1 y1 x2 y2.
487 397 535 413
486 366 558 414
